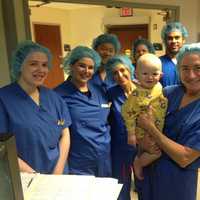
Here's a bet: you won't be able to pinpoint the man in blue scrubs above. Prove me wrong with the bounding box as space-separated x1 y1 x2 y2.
0 41 71 174
160 22 188 87
55 46 111 177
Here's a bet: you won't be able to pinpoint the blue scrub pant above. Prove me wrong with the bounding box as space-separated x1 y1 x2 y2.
112 152 133 200
69 152 112 177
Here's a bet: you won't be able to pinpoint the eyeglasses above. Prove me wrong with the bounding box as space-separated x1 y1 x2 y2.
180 65 200 73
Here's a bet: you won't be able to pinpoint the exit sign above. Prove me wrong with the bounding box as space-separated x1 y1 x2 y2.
120 7 133 17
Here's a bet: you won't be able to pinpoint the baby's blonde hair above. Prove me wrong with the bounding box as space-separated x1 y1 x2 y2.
136 53 162 72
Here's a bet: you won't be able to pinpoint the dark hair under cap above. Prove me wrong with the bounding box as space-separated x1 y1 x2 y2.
132 38 155 56
161 22 188 44
92 33 121 53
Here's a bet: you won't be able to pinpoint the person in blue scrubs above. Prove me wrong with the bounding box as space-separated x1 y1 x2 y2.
160 22 188 87
0 41 71 174
55 46 111 177
90 33 121 91
106 55 137 200
132 38 155 64
131 38 156 199
137 43 200 200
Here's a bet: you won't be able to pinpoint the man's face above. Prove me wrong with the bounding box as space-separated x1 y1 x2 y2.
165 31 185 56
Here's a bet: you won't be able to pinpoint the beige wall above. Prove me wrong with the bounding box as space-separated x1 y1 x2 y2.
68 7 106 48
102 8 164 42
30 6 165 50
119 0 198 42
30 7 71 57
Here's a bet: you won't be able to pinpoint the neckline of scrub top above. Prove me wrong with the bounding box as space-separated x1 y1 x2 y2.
165 85 200 115
65 80 96 99
161 54 172 61
92 71 116 89
14 82 47 111
91 71 107 87
79 90 91 97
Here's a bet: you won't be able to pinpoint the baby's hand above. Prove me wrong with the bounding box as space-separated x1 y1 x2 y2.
137 106 155 130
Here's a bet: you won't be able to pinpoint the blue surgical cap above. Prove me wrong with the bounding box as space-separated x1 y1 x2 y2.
161 22 188 44
92 33 121 53
105 55 135 81
63 45 101 75
11 40 52 81
132 38 155 56
177 43 200 70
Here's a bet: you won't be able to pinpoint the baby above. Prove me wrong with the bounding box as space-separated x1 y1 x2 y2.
122 53 168 180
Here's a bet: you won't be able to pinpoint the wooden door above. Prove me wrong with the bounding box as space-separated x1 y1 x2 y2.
107 24 148 55
33 24 64 88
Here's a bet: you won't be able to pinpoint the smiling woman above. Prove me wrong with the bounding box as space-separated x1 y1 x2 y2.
136 43 200 200
105 55 137 200
18 52 49 101
179 53 200 96
70 57 95 91
0 40 71 174
55 46 112 177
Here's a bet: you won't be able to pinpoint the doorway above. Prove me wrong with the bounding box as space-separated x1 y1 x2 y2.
33 23 64 88
107 24 148 54
29 1 178 82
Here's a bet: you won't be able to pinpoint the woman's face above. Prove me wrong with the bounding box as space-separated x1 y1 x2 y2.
180 53 200 95
135 44 149 61
96 43 116 64
19 52 49 87
112 63 131 87
71 57 95 85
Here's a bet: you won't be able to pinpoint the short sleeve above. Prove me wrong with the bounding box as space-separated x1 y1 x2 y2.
183 122 200 151
181 121 200 169
163 85 178 98
48 89 72 129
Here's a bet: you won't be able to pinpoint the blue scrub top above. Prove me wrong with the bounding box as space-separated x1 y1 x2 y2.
108 85 137 200
108 85 136 159
0 83 71 174
55 80 111 175
141 85 200 200
160 55 180 87
90 71 116 93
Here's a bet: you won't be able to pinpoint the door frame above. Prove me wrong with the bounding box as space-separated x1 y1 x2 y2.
29 0 180 21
